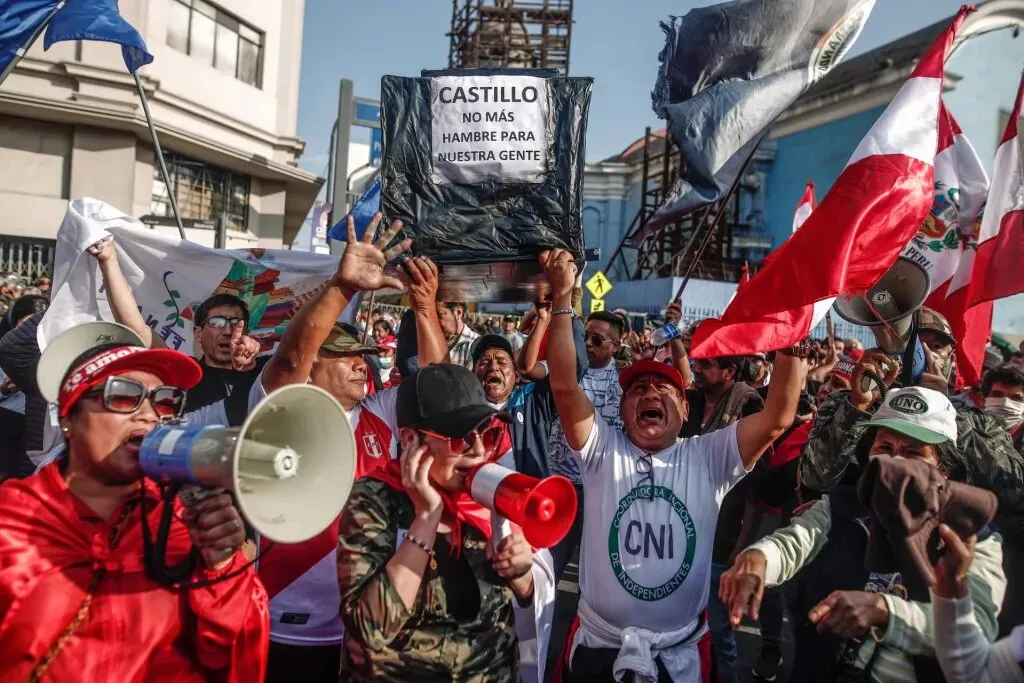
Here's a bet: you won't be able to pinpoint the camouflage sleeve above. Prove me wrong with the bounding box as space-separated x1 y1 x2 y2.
337 479 415 650
951 406 1024 517
799 390 871 493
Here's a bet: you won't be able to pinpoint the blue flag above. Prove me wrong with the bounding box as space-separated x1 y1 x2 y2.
0 0 62 77
328 176 381 242
44 0 152 73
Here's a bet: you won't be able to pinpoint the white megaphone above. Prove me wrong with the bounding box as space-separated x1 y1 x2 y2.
140 384 356 544
832 257 931 387
465 463 577 549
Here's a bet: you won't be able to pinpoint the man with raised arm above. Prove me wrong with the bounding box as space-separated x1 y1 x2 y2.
539 248 809 683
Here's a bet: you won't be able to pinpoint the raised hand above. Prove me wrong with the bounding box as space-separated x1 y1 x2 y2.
336 212 411 294
230 330 261 371
665 300 682 325
850 349 900 411
931 523 975 599
539 249 577 299
400 433 442 518
87 236 116 264
403 256 439 312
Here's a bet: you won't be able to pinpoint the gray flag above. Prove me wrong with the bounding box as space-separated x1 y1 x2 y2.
642 0 875 240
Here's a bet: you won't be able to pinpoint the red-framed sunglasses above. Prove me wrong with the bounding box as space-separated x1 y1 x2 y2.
83 376 187 420
418 416 506 457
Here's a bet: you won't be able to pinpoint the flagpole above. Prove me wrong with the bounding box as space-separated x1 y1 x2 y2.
361 290 377 345
133 73 186 240
0 1 67 88
670 140 763 303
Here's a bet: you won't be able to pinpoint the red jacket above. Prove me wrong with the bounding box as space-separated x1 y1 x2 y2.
0 463 269 682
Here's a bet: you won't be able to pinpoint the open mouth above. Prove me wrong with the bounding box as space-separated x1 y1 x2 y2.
638 405 665 424
123 430 148 456
485 373 504 387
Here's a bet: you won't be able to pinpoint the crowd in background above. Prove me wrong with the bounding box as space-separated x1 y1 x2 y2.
0 230 1022 683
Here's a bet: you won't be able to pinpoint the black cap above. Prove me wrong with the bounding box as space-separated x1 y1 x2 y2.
397 364 511 438
470 334 514 365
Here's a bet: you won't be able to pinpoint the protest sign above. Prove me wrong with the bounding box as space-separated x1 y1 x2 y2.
380 69 591 293
40 198 358 356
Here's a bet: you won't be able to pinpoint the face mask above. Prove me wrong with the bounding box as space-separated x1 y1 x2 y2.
378 357 395 370
984 396 1024 431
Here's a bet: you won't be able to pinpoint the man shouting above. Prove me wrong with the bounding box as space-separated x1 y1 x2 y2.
540 249 809 683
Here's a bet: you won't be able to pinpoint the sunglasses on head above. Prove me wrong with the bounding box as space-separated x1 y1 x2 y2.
418 416 506 457
83 376 186 420
203 316 245 329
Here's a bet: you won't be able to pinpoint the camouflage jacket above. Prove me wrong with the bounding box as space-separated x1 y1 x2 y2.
800 390 1024 516
337 478 519 683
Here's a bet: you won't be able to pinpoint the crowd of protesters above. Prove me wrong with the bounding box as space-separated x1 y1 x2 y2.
0 214 1021 683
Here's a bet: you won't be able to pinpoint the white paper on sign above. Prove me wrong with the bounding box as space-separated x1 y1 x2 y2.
430 75 550 185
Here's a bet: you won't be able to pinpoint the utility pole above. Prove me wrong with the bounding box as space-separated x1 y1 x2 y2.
328 79 355 255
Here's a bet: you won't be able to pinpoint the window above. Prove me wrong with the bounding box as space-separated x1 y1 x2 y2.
151 151 250 232
166 0 263 88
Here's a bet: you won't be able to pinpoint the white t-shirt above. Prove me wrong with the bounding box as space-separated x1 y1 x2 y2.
572 418 747 634
548 363 622 484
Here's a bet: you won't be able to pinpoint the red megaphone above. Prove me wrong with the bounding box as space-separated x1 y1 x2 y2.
465 463 578 548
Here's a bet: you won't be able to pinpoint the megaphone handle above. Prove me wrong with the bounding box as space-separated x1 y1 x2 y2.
177 485 225 508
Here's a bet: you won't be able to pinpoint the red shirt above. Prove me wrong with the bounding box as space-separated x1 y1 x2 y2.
0 464 268 682
258 387 399 645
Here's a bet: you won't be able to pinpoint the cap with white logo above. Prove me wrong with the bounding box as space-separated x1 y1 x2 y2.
869 386 957 445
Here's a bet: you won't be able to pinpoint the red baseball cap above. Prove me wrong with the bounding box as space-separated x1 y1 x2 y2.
619 360 687 395
58 345 202 417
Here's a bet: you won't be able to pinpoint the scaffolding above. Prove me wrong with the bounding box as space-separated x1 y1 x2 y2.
448 0 573 74
604 128 772 285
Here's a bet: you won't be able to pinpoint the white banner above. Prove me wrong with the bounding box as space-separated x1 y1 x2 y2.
40 198 357 356
430 75 550 185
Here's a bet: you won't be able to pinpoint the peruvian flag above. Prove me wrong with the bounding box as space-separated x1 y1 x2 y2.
957 72 1024 307
900 104 990 384
690 7 971 358
793 181 816 232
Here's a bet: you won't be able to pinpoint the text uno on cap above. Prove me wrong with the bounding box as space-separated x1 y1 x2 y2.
889 393 928 415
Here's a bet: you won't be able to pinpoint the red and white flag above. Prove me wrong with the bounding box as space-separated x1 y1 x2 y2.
690 7 971 358
725 262 751 309
899 104 991 384
793 181 816 232
955 72 1024 307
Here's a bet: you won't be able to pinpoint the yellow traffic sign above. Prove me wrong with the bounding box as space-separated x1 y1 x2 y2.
586 270 613 299
590 298 606 313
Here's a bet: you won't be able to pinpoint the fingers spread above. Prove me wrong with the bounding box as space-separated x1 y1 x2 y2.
374 218 403 250
345 215 357 243
362 212 383 244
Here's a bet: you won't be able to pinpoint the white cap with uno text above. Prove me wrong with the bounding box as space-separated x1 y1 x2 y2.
869 386 957 445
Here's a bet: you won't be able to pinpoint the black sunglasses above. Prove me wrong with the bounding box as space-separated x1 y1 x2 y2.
203 316 245 329
83 377 186 419
585 332 613 347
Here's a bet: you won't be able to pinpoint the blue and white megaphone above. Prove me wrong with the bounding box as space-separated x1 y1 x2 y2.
140 384 356 544
833 257 931 388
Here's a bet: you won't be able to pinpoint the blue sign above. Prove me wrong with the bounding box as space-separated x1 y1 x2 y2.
354 100 380 128
370 128 382 167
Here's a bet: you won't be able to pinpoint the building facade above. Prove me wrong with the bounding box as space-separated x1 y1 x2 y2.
0 0 322 278
582 1 1024 333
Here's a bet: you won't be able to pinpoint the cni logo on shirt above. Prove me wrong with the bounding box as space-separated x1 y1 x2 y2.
608 485 696 602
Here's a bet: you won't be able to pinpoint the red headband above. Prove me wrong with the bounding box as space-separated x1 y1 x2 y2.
58 345 202 417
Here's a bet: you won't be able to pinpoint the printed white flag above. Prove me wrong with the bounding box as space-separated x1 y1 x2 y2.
40 198 359 355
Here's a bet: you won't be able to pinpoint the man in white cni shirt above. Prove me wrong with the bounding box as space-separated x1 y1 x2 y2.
539 249 809 683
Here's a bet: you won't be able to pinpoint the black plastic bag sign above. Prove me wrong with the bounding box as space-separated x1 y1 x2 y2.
431 75 550 185
381 69 592 282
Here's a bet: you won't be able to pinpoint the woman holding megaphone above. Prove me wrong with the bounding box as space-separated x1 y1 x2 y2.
0 333 268 681
337 363 559 683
